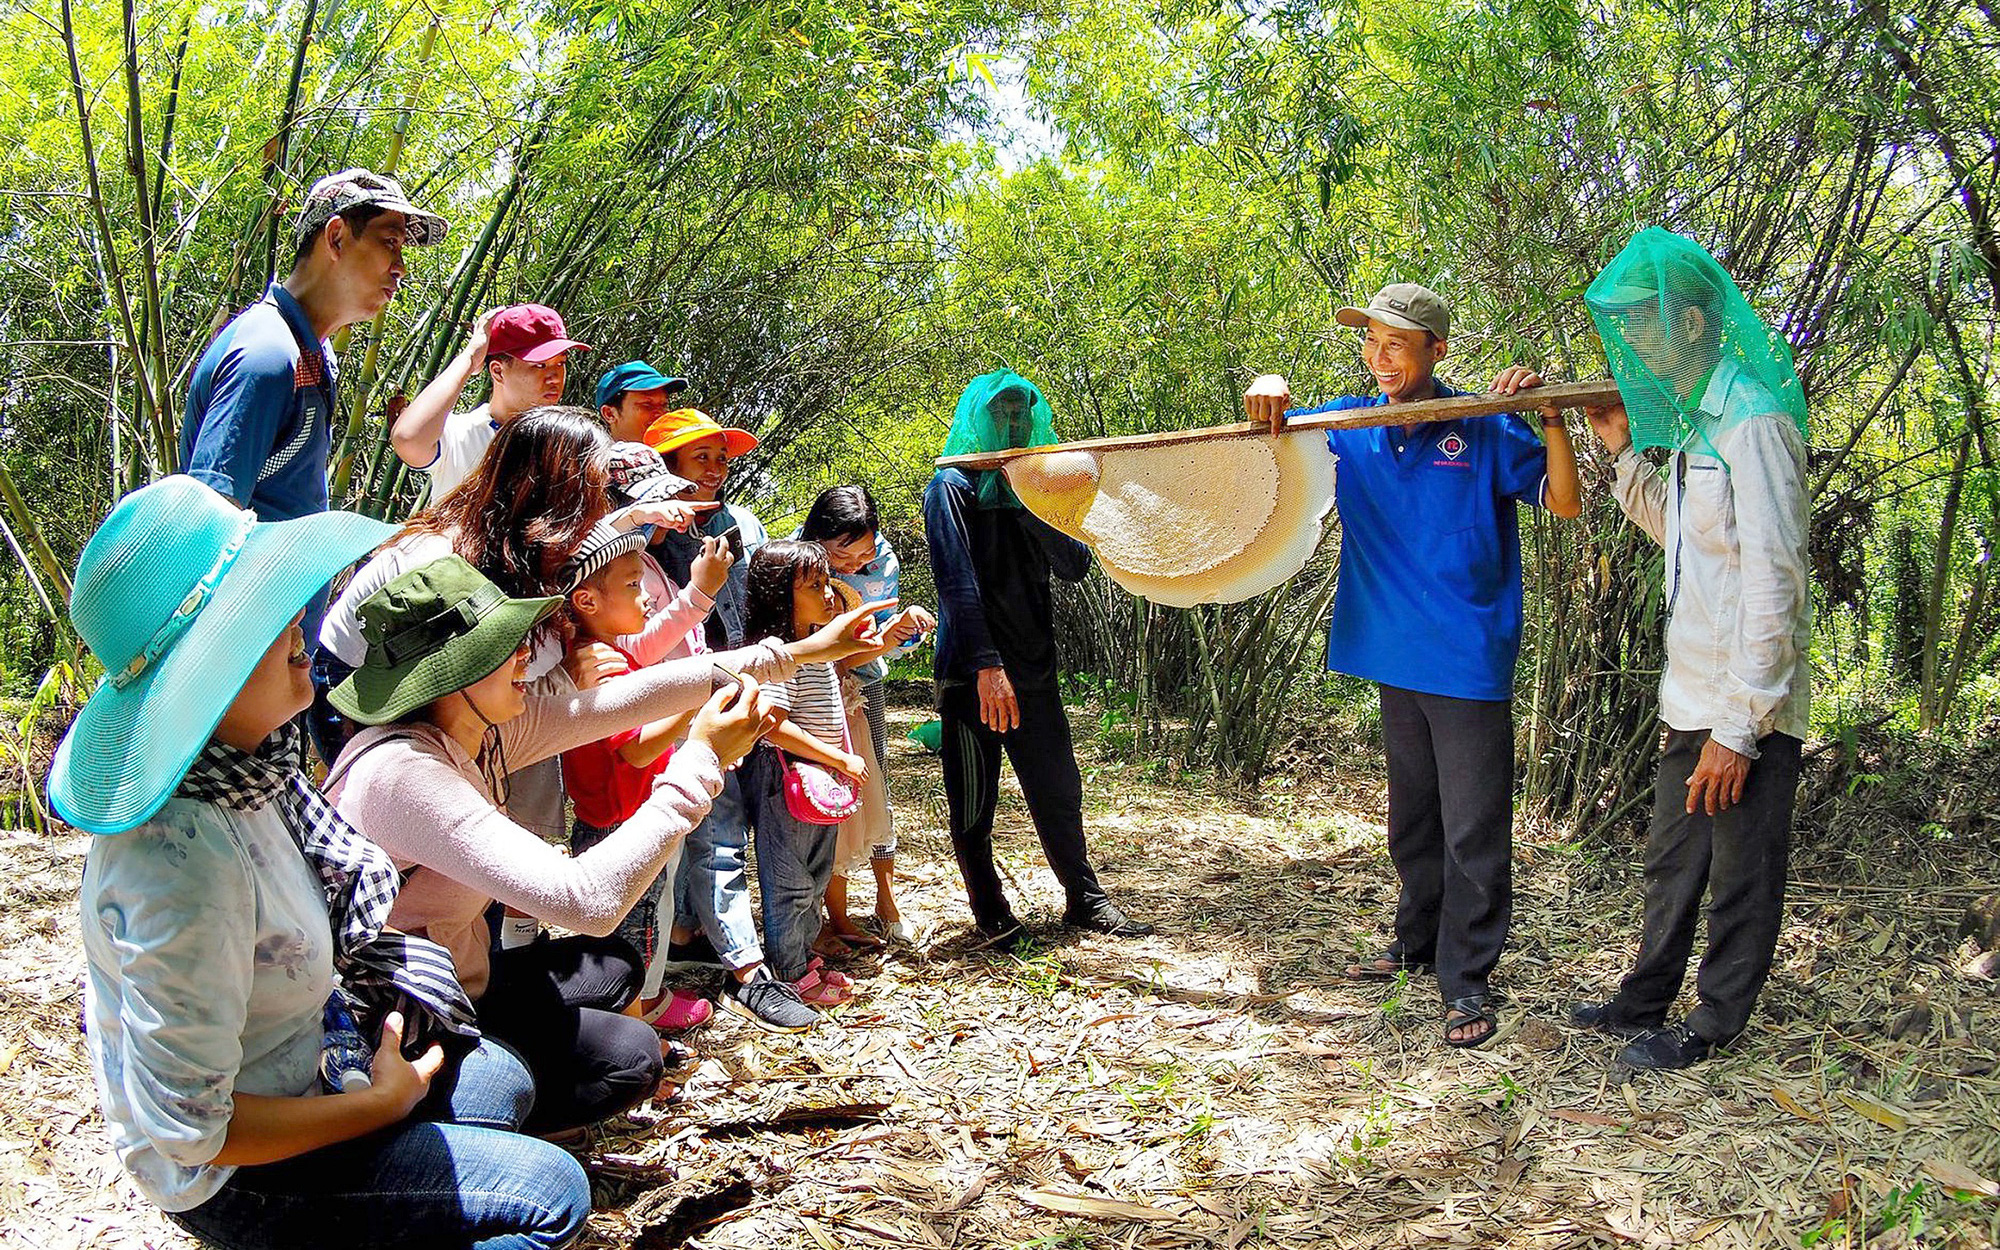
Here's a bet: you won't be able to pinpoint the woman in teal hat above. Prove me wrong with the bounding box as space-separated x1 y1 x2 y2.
51 476 591 1249
322 551 892 1130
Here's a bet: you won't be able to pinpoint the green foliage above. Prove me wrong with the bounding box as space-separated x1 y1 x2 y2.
2 0 1997 813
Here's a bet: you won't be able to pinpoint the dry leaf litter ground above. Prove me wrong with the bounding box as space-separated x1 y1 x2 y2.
4 693 1998 1249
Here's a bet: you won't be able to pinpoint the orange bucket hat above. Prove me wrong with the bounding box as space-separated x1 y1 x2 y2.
644 407 759 458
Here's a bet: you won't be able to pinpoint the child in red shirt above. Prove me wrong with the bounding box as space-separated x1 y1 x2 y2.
562 522 734 1033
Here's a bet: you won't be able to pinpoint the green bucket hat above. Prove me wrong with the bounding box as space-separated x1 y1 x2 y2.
329 556 561 726
48 476 394 834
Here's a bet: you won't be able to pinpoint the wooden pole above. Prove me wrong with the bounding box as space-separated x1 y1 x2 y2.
935 379 1622 469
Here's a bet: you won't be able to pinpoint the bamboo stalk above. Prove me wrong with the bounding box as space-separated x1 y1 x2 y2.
330 18 442 501
148 16 193 224
60 0 158 463
0 461 73 604
259 0 322 285
123 0 176 471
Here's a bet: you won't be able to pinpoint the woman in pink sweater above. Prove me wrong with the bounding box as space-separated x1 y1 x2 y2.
325 555 889 1132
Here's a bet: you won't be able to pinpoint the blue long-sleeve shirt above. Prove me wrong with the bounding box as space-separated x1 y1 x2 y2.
923 468 1089 690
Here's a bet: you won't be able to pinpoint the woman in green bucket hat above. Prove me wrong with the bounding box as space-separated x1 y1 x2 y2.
322 550 893 1131
51 476 592 1249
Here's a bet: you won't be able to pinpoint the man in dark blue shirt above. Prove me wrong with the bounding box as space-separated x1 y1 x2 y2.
181 168 448 521
1245 283 1580 1047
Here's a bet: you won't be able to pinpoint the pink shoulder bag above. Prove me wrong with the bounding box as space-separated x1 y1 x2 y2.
780 719 862 826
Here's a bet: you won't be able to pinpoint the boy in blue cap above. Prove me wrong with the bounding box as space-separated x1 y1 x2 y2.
597 360 690 444
1245 283 1581 1048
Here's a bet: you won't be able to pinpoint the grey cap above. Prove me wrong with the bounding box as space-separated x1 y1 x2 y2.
1335 282 1451 340
292 169 449 249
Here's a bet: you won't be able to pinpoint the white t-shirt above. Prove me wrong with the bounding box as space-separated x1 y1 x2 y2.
423 404 500 500
319 529 565 681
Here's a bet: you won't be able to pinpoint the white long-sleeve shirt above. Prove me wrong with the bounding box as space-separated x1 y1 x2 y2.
1610 361 1811 757
80 797 333 1211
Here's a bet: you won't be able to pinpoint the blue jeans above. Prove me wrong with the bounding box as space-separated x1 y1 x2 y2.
746 746 836 981
169 1039 588 1250
673 770 764 969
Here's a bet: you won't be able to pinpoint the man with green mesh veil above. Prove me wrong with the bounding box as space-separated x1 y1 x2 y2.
938 368 1059 509
924 370 1152 942
1570 229 1812 1071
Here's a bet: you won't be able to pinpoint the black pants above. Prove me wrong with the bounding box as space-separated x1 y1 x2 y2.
306 649 358 769
1613 728 1800 1043
939 680 1106 927
475 934 663 1134
1378 685 1515 1001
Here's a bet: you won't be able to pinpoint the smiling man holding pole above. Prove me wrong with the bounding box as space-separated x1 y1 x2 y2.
1246 282 1581 1049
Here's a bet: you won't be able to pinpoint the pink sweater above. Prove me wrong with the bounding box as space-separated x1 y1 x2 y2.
326 641 796 999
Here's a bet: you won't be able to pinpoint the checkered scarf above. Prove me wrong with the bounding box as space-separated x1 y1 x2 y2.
176 725 478 1049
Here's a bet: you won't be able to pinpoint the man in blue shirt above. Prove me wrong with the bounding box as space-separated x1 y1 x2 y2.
182 169 447 766
1245 283 1580 1047
181 168 448 521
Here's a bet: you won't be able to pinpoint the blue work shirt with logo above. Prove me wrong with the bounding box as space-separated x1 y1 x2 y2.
1296 386 1548 702
181 283 336 522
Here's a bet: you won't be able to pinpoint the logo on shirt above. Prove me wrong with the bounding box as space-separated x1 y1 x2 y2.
1432 432 1469 468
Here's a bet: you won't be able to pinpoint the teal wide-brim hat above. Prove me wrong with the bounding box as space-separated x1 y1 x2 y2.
328 555 561 727
48 476 394 834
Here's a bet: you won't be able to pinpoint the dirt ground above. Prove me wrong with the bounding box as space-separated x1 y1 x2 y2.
4 697 1998 1249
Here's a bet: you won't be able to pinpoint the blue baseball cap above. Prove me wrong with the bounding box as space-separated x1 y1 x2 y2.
595 360 688 410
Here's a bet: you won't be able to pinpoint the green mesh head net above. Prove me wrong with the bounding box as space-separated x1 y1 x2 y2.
1585 227 1808 460
941 368 1058 508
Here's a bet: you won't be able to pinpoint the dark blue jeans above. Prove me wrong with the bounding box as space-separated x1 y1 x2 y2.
169 1038 588 1250
746 745 837 982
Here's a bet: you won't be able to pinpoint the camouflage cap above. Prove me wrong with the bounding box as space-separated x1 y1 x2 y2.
292 169 449 249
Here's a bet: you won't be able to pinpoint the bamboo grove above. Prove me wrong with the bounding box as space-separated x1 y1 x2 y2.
1 0 1995 837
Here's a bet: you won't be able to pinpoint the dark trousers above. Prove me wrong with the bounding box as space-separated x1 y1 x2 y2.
940 681 1106 926
1378 685 1515 1001
305 649 358 769
1614 727 1800 1043
475 934 663 1134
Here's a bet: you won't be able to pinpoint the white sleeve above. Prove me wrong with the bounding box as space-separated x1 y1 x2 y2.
1610 446 1668 545
1710 417 1810 758
423 410 495 495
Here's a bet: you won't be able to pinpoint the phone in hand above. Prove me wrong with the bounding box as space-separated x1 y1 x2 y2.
718 524 745 561
711 663 746 702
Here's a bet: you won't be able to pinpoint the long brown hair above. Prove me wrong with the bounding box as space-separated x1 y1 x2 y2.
398 405 612 598
743 539 833 645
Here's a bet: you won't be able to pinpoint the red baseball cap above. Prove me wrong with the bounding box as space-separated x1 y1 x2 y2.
486 304 590 363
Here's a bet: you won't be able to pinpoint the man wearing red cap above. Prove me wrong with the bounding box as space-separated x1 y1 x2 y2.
390 303 591 498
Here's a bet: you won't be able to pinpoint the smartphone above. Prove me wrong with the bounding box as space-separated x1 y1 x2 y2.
718 524 745 561
711 663 745 699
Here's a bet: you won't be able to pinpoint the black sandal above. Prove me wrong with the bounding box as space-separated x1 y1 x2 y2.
1343 949 1434 981
1443 995 1498 1049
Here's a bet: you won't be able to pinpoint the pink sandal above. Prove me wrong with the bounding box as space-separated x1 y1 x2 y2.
792 967 855 1008
805 955 854 990
642 989 713 1033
